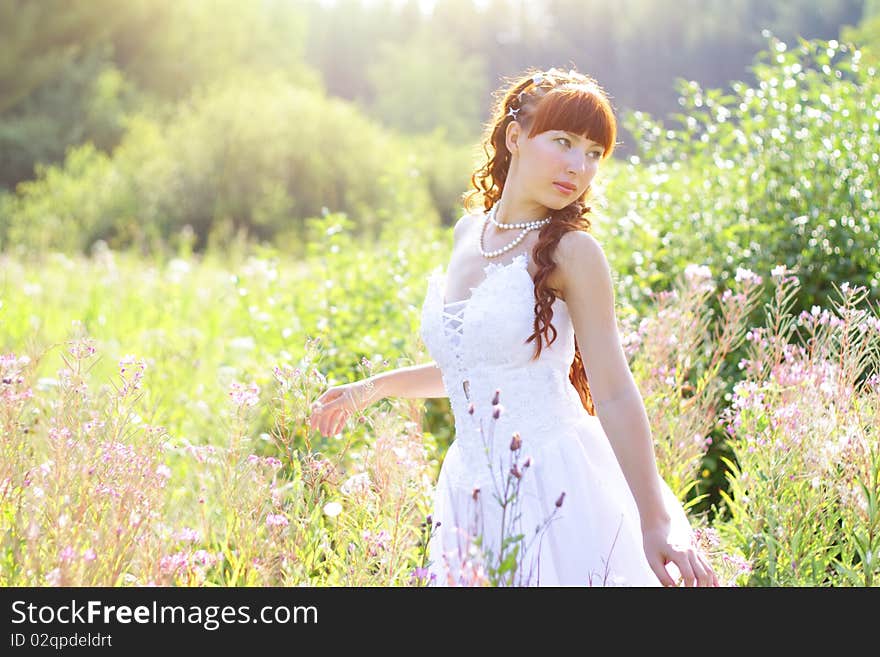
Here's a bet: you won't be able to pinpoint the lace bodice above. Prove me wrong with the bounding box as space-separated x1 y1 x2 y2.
419 251 586 488
421 252 575 369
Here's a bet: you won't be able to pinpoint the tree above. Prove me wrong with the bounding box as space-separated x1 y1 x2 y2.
0 0 125 113
365 24 488 143
841 0 880 63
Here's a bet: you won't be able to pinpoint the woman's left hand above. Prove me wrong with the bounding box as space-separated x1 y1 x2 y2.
642 520 719 587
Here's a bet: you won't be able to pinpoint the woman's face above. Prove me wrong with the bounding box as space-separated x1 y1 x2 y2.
506 123 604 210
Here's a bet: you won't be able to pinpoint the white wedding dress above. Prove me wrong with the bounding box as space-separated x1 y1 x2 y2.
418 250 694 586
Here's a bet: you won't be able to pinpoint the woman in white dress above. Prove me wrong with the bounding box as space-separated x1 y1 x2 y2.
309 67 719 587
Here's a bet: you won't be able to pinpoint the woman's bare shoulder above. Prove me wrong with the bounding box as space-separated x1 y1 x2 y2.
452 211 484 246
554 230 609 296
557 229 602 257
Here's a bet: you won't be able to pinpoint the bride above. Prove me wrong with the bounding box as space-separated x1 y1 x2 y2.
309 67 719 587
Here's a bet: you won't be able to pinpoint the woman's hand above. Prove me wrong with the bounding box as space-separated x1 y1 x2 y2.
308 381 374 437
642 520 719 587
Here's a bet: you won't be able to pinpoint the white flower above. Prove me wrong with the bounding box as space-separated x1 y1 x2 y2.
341 472 372 497
771 264 788 278
735 267 762 285
323 501 342 518
684 263 713 282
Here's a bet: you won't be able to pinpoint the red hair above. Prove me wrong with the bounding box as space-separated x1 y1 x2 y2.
463 67 618 416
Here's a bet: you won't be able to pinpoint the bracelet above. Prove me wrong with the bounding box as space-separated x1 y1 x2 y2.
360 378 376 406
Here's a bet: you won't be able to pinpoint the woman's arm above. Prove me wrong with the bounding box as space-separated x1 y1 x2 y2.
555 230 717 587
556 232 670 526
309 362 446 437
369 361 447 401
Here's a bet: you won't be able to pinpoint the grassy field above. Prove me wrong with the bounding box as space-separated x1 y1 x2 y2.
2 222 878 586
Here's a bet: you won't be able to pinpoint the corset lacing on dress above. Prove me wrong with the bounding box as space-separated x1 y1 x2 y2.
443 298 470 401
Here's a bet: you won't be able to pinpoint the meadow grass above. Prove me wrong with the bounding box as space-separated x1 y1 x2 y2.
1 242 877 586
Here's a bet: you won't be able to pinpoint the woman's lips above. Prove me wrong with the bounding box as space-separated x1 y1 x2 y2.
553 182 576 194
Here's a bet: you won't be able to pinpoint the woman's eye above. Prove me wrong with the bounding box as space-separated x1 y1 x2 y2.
558 137 601 158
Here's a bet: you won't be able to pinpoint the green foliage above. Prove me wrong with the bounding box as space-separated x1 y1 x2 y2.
581 35 880 512
2 73 473 254
108 0 317 102
842 5 880 64
365 24 488 143
7 217 878 586
0 45 139 189
0 209 450 448
3 143 122 253
0 0 126 113
711 277 880 586
605 35 879 316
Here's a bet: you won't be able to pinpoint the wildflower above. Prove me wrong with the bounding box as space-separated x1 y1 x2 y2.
67 338 97 360
467 402 475 415
266 514 289 528
229 381 260 408
47 426 71 442
722 552 753 576
510 431 522 451
118 355 147 394
684 264 712 282
174 528 200 543
472 487 480 501
46 568 61 586
341 472 372 497
410 567 437 586
159 552 188 576
362 529 390 556
555 491 566 508
323 501 343 518
191 550 218 567
83 548 97 562
734 267 762 285
510 464 522 479
493 404 504 419
491 388 501 405
522 456 532 469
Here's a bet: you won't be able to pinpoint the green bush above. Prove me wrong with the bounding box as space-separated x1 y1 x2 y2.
3 72 473 255
601 35 879 316
0 46 137 190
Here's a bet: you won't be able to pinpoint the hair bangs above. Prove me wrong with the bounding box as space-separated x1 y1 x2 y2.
526 87 616 159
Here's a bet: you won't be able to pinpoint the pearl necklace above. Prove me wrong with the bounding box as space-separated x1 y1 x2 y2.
479 204 551 258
